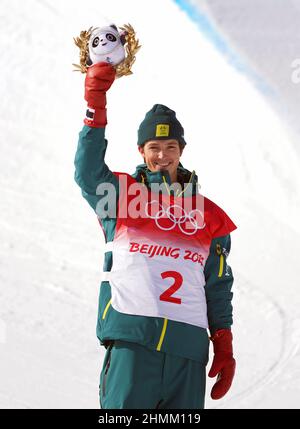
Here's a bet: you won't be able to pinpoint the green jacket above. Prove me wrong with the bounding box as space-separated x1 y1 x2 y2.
74 126 235 364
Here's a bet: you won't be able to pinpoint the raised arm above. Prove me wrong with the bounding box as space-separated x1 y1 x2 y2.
74 63 119 214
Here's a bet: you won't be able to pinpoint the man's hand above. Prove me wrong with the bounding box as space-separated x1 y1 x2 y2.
208 329 236 400
84 62 116 128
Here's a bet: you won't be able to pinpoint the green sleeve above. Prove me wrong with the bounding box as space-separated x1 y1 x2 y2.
74 125 119 216
204 234 234 335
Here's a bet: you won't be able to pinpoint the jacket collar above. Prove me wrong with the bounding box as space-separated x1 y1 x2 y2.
132 162 199 197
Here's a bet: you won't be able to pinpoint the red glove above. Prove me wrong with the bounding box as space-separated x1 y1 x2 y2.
84 62 116 128
208 329 236 400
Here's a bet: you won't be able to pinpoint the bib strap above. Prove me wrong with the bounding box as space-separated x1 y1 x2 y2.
101 271 111 282
101 241 113 281
104 241 114 252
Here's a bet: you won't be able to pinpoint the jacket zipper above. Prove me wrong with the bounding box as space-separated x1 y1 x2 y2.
102 352 111 397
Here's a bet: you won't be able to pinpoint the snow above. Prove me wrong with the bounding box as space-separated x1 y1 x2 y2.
0 0 299 409
197 0 300 139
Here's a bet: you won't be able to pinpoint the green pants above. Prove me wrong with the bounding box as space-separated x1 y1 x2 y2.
99 340 206 409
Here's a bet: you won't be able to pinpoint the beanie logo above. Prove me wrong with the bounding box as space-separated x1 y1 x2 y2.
156 124 169 137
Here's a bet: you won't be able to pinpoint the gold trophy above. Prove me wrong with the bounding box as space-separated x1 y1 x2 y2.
73 24 141 78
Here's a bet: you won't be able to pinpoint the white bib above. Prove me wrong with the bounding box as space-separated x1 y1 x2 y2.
100 172 237 329
103 228 210 328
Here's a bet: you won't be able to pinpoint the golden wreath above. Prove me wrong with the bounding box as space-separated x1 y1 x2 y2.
73 23 141 78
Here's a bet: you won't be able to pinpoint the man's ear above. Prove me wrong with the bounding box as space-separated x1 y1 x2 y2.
138 146 146 163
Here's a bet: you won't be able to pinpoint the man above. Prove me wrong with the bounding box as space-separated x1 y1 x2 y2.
74 62 237 409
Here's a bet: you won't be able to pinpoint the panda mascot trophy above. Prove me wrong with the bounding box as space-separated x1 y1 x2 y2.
73 23 140 77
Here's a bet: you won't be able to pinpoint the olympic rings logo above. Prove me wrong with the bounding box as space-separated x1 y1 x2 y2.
145 200 206 235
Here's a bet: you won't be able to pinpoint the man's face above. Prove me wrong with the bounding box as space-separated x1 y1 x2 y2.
138 139 182 180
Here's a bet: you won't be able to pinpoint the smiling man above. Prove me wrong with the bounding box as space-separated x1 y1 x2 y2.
139 138 181 182
74 62 237 409
137 104 186 184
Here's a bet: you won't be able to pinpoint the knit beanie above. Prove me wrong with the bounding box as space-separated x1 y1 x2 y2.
137 104 187 147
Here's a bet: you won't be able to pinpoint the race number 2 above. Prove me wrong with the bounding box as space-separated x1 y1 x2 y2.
159 271 183 304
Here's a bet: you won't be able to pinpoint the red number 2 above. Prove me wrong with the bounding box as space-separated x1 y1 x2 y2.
159 271 183 305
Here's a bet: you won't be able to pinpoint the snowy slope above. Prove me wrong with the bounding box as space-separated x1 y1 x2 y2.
0 0 300 408
194 0 300 142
